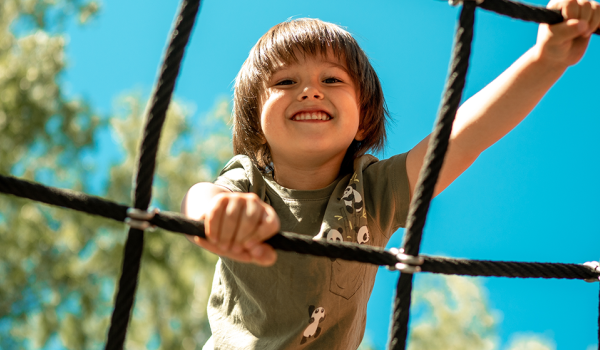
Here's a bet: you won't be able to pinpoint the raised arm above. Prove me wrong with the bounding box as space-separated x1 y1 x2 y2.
181 182 279 266
406 0 600 197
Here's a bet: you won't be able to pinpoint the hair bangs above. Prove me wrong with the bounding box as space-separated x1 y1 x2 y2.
251 19 359 81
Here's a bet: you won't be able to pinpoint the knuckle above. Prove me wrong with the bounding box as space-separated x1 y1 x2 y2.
212 195 229 209
242 192 260 201
226 199 244 213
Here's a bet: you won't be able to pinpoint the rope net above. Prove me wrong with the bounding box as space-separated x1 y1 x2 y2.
0 0 599 349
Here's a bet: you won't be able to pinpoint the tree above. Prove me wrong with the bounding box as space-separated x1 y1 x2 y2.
357 274 554 350
408 275 555 350
0 1 232 348
0 1 558 349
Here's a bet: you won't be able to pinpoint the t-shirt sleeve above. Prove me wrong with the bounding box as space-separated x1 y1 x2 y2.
213 155 251 193
363 152 411 237
212 155 268 200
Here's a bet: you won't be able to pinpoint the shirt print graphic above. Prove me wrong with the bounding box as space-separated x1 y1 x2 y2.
300 306 326 345
316 169 370 300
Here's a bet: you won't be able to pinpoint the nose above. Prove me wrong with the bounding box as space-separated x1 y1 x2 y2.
298 85 324 101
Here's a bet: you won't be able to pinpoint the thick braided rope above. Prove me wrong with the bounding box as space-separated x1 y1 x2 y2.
421 256 597 279
479 0 600 35
0 0 599 347
3 173 599 281
104 1 201 349
388 3 477 350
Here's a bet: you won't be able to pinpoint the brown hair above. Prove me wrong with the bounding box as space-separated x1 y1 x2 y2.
233 18 389 172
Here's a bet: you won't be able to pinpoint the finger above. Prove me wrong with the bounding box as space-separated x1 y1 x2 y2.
239 209 268 249
250 243 278 266
205 195 227 244
191 235 255 263
578 0 593 24
563 0 582 19
550 18 589 41
218 197 244 251
546 0 563 10
588 1 600 36
190 234 218 251
243 205 280 250
231 196 263 253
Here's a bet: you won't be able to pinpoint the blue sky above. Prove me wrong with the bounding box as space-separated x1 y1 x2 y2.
61 0 600 349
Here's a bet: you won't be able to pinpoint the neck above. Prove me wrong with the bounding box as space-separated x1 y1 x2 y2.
271 155 346 190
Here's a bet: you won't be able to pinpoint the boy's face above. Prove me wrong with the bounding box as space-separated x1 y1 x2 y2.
260 51 364 168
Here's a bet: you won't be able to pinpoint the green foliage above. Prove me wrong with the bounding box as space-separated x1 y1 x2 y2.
0 2 558 350
407 275 553 350
0 0 99 179
0 1 233 349
408 275 497 350
358 275 555 350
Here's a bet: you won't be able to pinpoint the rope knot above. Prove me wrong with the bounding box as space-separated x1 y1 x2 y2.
125 207 160 231
449 0 484 6
386 248 424 274
583 261 600 282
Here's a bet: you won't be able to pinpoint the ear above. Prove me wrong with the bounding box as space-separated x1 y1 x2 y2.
338 228 343 234
259 133 267 145
355 128 366 142
308 305 315 317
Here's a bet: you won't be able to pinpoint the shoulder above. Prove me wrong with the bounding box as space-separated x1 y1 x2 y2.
214 155 269 196
359 152 411 230
360 152 408 177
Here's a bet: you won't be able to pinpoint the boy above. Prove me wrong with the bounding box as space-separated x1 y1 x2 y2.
182 0 600 348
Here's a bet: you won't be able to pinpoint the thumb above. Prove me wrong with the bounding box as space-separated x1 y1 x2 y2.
551 19 589 41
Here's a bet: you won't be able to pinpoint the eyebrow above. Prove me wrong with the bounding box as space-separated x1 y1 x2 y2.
324 61 350 73
273 60 350 75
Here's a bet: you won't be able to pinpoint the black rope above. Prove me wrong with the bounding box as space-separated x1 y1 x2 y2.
2 173 598 280
389 3 477 350
104 1 201 349
1 0 599 348
421 256 597 279
0 173 129 222
479 0 600 35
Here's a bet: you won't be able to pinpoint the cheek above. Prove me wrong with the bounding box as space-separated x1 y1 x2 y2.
340 91 360 121
260 93 286 130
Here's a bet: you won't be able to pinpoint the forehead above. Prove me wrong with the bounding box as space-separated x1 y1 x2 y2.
247 19 362 88
272 50 349 73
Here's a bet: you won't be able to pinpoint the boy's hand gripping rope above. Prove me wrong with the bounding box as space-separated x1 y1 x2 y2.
387 0 600 349
0 0 599 348
2 171 598 282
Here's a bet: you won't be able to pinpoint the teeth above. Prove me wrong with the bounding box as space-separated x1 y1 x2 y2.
293 111 330 121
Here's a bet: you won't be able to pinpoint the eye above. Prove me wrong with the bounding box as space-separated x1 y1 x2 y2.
275 79 295 86
323 77 342 84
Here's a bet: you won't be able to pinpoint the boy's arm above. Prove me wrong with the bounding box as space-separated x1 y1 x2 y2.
406 0 600 198
181 182 279 266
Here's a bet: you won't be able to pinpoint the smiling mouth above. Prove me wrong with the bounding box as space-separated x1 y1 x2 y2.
291 111 332 121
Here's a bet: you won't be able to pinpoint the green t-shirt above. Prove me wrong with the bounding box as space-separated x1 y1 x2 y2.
205 153 410 350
